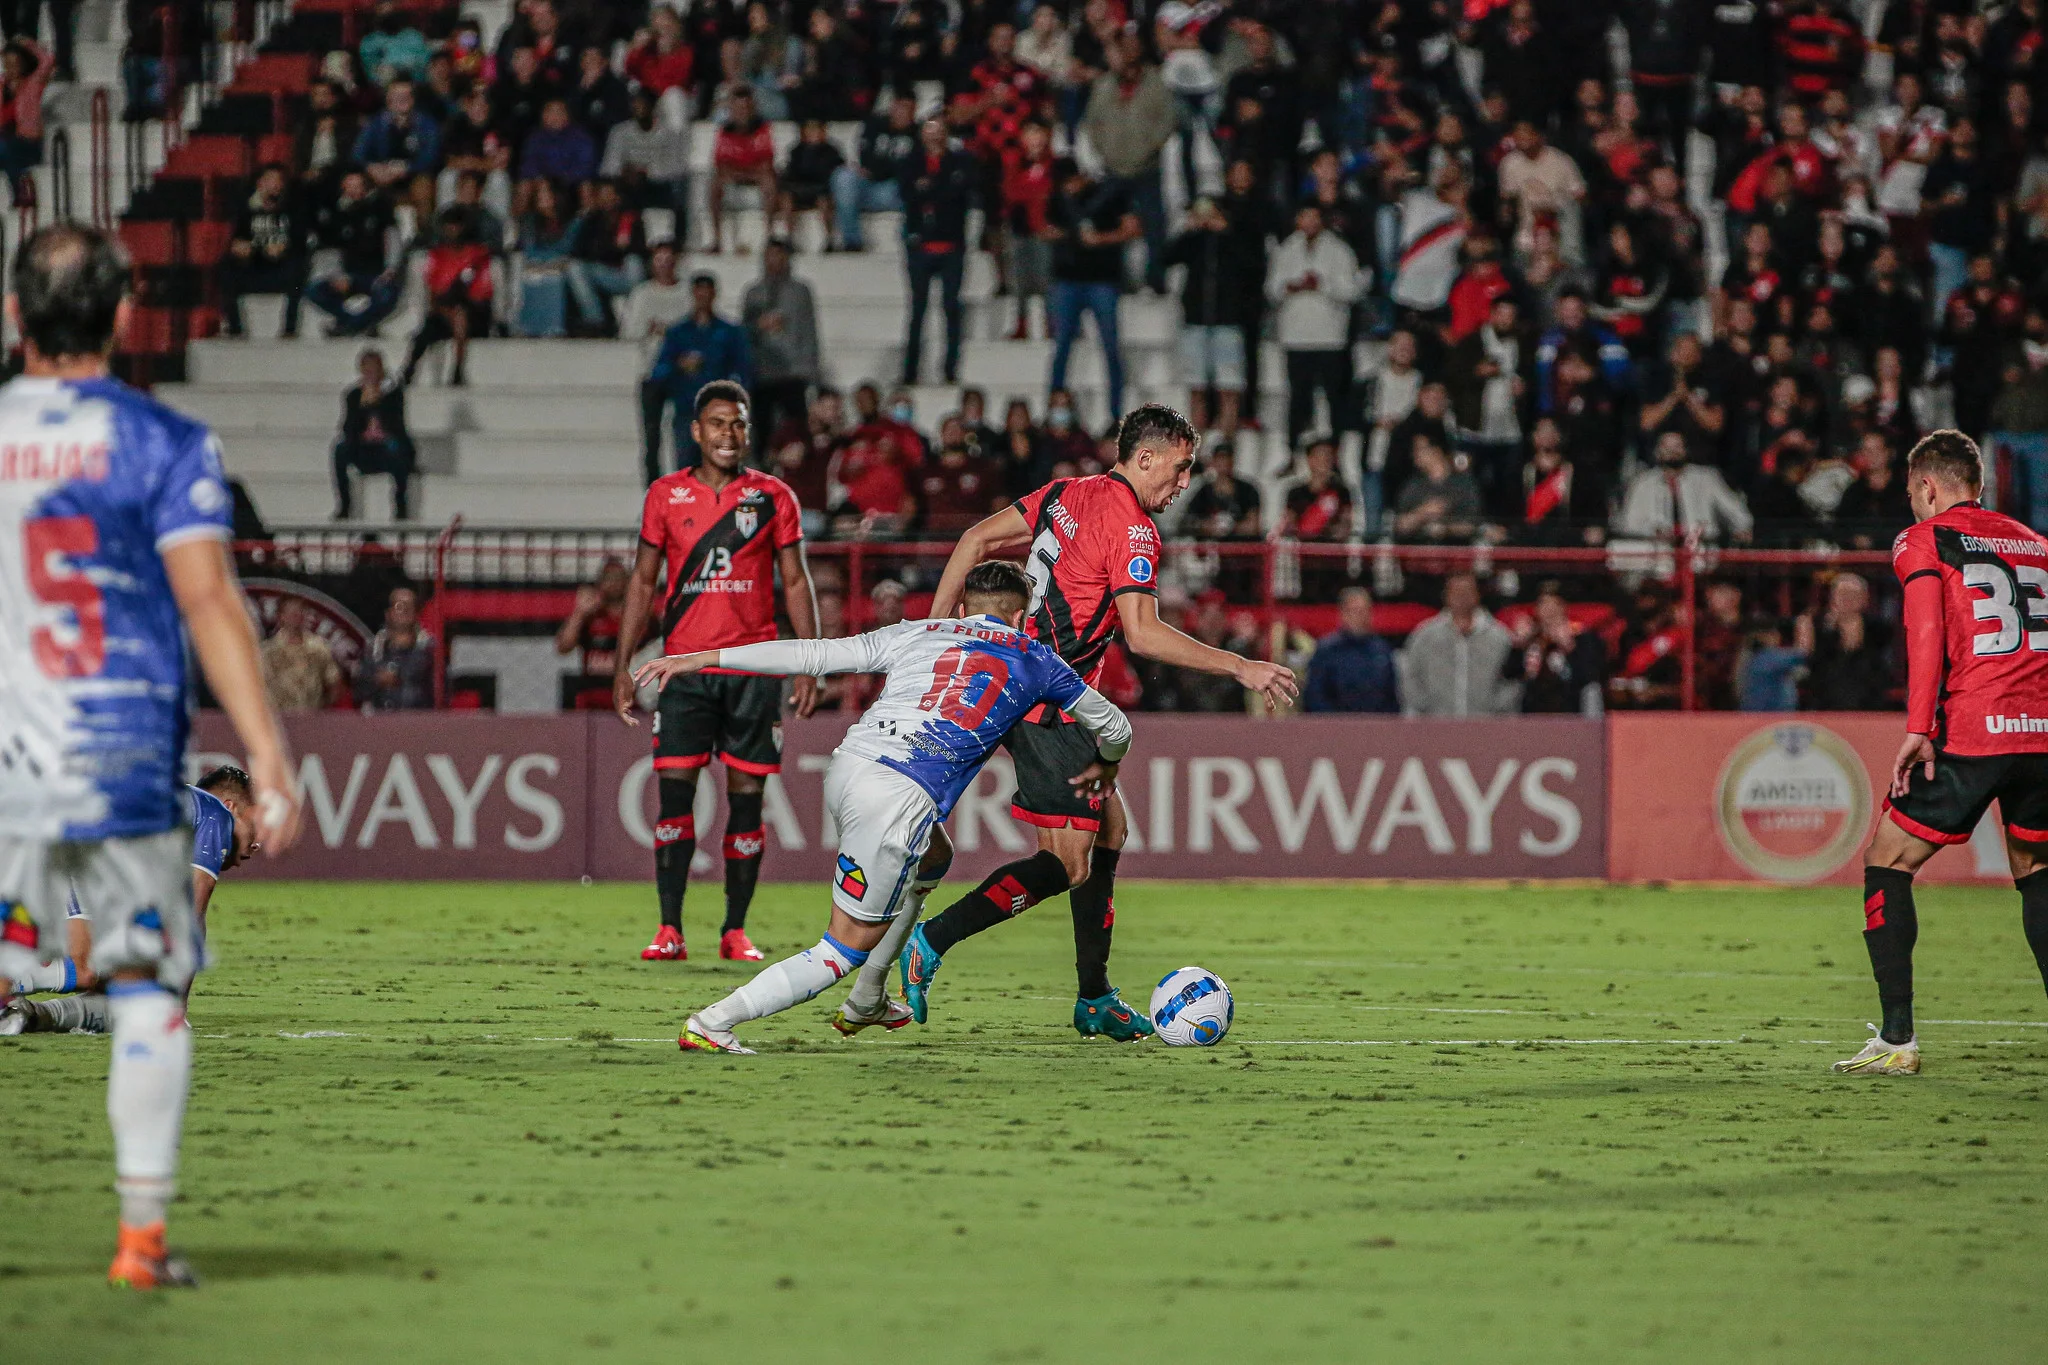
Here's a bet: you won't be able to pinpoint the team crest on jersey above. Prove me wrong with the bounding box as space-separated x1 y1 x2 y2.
835 854 868 900
1127 555 1155 585
736 504 758 537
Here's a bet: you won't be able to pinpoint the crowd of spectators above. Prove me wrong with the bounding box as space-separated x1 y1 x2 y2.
204 0 2048 714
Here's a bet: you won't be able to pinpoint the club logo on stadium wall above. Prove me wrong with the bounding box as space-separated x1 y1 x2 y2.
1714 724 1872 882
240 579 374 676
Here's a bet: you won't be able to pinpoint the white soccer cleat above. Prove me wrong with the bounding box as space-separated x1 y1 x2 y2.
0 996 28 1036
678 1013 757 1056
1832 1024 1921 1076
832 997 914 1036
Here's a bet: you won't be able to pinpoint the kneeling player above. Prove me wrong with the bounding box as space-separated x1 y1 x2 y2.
631 561 1133 1054
1837 431 2048 1075
3 766 257 1035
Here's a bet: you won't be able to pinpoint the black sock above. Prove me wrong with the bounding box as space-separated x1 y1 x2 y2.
1863 866 1919 1044
722 791 765 932
655 777 697 932
1070 846 1120 1000
2018 869 2048 997
921 851 1069 956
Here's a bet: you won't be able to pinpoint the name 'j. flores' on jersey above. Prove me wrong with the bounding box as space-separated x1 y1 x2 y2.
0 376 232 842
716 615 1129 818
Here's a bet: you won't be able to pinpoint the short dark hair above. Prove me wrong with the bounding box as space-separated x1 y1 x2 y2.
198 764 253 800
695 378 750 418
1906 429 1983 491
962 559 1031 611
14 224 129 359
1114 402 1198 464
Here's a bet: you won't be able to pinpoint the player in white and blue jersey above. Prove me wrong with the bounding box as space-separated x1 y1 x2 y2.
0 226 301 1290
631 561 1133 1054
4 765 257 1035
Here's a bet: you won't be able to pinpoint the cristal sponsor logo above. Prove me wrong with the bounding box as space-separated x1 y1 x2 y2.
1128 525 1158 550
1962 534 2046 557
1049 499 1080 539
1987 714 2048 734
1715 723 1871 882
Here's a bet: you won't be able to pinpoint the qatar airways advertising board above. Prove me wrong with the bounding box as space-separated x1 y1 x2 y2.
190 715 1608 882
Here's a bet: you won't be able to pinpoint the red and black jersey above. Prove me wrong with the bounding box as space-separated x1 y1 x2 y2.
1013 473 1160 687
1894 502 2048 755
639 466 803 660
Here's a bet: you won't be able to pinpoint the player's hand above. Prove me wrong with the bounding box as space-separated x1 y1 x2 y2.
632 653 710 691
790 673 820 719
249 748 303 856
1070 759 1119 797
1891 732 1936 800
1234 658 1300 712
613 669 641 726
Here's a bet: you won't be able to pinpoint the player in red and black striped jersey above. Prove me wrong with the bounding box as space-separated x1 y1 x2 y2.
866 404 1296 1039
1838 431 2048 1077
614 381 821 965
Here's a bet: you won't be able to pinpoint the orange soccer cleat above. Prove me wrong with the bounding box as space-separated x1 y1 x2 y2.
719 929 765 961
107 1222 198 1289
641 925 686 961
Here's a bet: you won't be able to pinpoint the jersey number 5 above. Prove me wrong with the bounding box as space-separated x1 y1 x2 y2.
26 516 105 678
1965 560 2048 656
917 647 1010 729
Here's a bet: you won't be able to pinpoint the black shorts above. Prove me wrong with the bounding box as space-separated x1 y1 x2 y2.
1003 709 1106 832
1885 750 2048 846
653 671 784 776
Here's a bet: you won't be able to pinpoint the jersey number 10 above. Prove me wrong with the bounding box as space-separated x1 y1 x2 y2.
1966 560 2048 656
917 647 1010 729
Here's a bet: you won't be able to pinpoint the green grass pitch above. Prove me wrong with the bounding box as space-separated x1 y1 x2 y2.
6 879 2048 1363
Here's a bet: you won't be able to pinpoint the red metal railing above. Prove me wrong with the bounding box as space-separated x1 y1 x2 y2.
373 528 1898 712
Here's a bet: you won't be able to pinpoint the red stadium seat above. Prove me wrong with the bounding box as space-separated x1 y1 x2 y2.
184 220 234 267
230 53 317 94
119 221 178 267
166 137 250 180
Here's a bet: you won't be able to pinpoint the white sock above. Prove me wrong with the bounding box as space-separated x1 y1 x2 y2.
13 958 74 992
35 992 107 1032
106 984 190 1227
699 935 867 1031
846 875 942 1018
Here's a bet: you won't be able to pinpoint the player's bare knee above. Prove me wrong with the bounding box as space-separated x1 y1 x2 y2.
727 770 765 796
919 825 954 879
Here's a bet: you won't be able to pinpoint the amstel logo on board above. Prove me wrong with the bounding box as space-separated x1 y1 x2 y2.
1714 723 1872 882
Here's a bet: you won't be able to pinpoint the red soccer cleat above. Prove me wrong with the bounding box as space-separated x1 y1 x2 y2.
641 925 686 961
107 1222 197 1289
719 929 765 961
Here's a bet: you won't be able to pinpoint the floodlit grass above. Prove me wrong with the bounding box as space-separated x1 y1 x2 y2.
6 879 2048 1363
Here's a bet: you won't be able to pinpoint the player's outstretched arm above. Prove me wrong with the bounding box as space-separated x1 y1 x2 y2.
1114 591 1298 712
612 542 665 726
634 633 890 689
929 505 1032 618
777 540 822 719
1065 684 1133 798
164 540 301 853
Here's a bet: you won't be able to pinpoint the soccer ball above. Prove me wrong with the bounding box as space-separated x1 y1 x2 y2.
1150 967 1233 1047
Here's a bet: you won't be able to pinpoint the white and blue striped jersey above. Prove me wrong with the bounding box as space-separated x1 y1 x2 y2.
715 614 1133 817
0 376 232 842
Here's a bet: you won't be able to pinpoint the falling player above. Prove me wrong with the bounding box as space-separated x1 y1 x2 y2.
613 379 821 963
4 765 257 1034
0 225 302 1286
633 561 1133 1054
881 404 1294 1037
1836 430 2048 1076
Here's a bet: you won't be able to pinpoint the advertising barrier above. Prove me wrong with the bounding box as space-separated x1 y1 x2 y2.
192 715 1608 882
1608 714 2013 884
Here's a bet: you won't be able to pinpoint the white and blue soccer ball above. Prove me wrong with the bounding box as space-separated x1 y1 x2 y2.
1150 967 1233 1047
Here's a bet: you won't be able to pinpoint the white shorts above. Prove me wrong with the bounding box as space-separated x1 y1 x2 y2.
823 753 939 924
1178 324 1247 391
0 829 199 991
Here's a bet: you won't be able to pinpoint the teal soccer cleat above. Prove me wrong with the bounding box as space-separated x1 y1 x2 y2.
899 923 942 1024
1074 987 1155 1041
